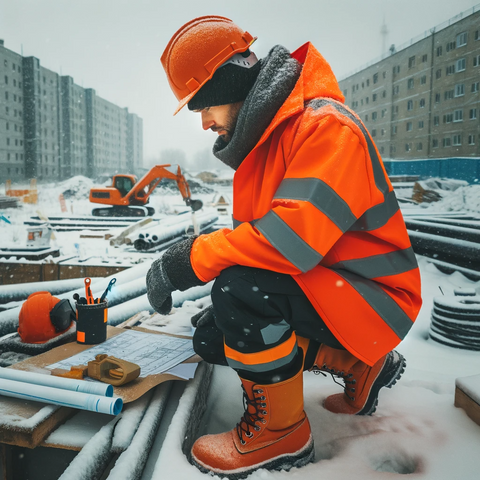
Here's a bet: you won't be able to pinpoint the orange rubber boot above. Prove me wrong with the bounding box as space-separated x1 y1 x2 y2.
311 345 406 415
191 367 314 478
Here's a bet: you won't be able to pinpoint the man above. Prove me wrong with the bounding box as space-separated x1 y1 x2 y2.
147 15 422 478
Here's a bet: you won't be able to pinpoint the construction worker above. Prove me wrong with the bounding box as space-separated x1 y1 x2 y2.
146 16 422 478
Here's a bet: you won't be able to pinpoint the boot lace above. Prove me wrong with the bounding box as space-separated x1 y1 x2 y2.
236 386 267 445
312 363 357 401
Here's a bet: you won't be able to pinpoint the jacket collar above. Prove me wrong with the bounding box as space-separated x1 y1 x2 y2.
258 42 345 145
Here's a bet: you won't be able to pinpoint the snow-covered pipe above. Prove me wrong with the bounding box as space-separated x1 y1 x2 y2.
0 378 122 415
107 283 213 326
129 212 218 251
0 366 113 397
0 277 102 304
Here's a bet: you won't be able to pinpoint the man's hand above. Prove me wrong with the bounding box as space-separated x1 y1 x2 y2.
146 259 175 314
191 304 215 328
146 237 206 315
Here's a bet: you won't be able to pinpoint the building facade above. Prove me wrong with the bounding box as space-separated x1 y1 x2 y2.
0 39 143 182
339 7 480 160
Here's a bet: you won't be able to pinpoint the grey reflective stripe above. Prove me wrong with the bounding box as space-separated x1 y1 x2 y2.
331 247 418 279
274 178 357 232
232 218 258 229
308 99 389 194
336 270 413 339
255 211 323 273
261 319 291 345
350 190 399 231
226 344 298 373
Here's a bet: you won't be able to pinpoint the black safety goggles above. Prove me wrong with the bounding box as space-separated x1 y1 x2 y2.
50 299 76 332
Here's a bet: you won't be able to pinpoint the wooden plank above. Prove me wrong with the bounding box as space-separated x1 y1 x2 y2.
0 401 76 449
455 386 480 427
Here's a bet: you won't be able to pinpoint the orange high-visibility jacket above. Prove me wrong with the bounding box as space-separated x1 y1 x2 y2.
191 42 422 366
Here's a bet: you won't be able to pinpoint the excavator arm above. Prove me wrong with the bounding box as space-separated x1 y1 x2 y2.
128 164 202 211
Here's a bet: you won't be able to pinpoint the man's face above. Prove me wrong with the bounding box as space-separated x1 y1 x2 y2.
195 102 243 144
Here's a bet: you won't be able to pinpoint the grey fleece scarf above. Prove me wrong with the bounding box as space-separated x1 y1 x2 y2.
213 45 302 171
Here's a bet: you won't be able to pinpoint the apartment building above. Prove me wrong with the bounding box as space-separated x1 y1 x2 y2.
0 39 143 181
339 6 480 159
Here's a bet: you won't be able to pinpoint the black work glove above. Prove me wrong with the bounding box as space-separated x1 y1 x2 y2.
191 305 215 328
146 237 206 315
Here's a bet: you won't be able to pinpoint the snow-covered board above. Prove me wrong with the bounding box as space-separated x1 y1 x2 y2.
455 374 480 427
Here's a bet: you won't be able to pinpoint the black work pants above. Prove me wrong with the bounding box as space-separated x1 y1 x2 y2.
193 266 344 378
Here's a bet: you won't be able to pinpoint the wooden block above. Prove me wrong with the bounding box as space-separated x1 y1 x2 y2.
455 374 480 427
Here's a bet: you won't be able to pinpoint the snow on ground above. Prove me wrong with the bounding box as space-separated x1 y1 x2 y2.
1 177 480 479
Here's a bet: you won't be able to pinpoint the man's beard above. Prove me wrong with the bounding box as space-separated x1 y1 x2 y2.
211 103 243 144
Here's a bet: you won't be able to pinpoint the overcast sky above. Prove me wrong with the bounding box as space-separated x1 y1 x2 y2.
1 0 479 166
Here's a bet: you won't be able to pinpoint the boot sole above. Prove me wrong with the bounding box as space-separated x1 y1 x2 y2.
357 350 406 416
191 435 315 479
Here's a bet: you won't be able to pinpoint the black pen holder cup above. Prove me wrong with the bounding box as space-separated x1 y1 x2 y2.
75 301 108 345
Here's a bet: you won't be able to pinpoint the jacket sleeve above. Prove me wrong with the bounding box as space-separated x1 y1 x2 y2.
190 114 379 283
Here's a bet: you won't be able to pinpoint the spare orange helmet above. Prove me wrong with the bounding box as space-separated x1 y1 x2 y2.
18 291 74 344
161 15 256 115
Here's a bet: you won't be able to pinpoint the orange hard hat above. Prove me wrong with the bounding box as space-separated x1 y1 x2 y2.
18 291 73 344
161 15 256 115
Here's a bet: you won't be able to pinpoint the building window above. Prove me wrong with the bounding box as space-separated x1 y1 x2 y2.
4 75 8 84
373 73 378 84
407 100 413 111
468 134 476 145
393 105 399 115
443 137 451 147
406 121 413 131
6 138 10 146
436 69 442 79
405 143 411 152
418 120 424 128
372 111 377 121
408 56 416 68
455 84 465 97
366 79 370 87
470 108 477 120
393 85 399 95
366 97 369 104
474 55 480 67
472 82 479 93
476 30 479 41
434 116 439 126
365 114 368 122
373 93 377 101
446 41 456 52
383 71 386 79
407 78 414 89
372 129 377 137
417 142 423 151
444 90 454 100
454 109 463 122
381 128 385 136
419 98 426 108
444 113 453 123
446 65 455 75
453 134 462 146
382 90 386 98
456 58 466 72
432 138 439 148
437 46 443 57
392 125 397 135
381 108 387 118
456 32 467 47
435 93 441 103
422 54 428 63
421 75 427 85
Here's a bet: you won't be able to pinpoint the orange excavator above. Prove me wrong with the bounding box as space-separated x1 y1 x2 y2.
89 164 203 217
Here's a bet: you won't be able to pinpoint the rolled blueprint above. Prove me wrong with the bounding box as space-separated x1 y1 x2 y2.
0 367 113 397
0 378 122 415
